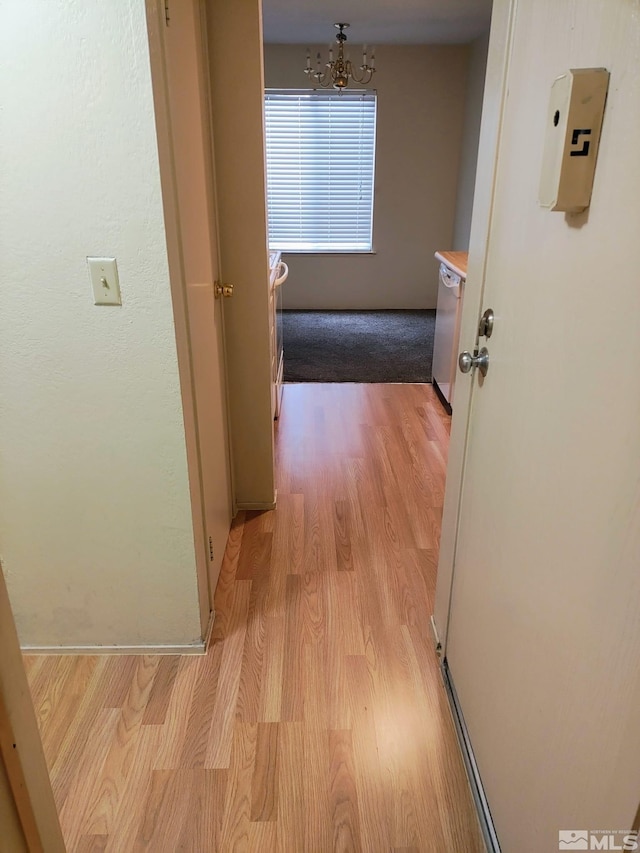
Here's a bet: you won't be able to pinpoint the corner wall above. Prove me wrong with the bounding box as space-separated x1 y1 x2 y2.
264 45 469 309
0 0 202 648
452 31 490 250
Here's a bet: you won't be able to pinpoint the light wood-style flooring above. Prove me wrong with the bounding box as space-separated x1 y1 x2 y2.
25 383 484 852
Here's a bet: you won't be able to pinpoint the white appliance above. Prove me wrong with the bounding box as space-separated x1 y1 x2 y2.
432 259 465 412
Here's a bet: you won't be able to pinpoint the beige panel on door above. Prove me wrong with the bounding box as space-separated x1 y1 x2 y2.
146 0 234 627
205 0 276 510
446 1 640 850
162 0 233 599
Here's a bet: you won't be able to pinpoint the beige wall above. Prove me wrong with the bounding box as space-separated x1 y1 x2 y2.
264 45 469 309
0 0 202 648
452 31 490 250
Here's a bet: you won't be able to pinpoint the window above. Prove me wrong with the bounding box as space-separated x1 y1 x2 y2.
264 89 377 252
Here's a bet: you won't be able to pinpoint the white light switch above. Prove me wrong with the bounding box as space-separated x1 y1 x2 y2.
87 257 121 305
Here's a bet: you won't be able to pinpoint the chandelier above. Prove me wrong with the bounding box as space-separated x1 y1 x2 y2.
304 23 376 91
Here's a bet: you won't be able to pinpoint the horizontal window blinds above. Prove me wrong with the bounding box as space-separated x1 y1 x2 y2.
264 90 377 252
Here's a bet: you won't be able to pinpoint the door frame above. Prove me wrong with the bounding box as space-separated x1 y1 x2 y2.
145 0 518 647
0 567 66 852
433 0 518 657
145 0 234 639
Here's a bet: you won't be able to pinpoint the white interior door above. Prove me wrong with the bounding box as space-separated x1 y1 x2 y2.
161 0 233 601
446 2 640 851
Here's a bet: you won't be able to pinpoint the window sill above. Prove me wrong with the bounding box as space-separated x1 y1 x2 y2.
269 249 377 256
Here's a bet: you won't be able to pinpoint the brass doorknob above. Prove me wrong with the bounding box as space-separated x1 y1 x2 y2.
214 282 234 298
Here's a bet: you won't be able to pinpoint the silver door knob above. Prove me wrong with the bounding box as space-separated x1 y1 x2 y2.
458 347 490 377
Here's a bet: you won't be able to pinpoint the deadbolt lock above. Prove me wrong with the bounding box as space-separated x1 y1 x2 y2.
214 281 234 298
478 308 494 339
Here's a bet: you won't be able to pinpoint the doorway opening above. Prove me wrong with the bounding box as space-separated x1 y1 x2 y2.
261 12 491 389
13 0 510 848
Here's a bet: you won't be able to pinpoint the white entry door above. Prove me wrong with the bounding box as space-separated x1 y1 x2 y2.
445 2 640 851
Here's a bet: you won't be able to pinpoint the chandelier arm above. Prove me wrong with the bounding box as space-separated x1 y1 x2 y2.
349 63 374 85
305 66 327 85
313 71 333 88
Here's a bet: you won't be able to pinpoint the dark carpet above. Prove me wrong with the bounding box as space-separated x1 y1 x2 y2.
282 310 436 383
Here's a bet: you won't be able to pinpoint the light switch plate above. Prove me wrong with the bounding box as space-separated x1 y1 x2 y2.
87 257 121 305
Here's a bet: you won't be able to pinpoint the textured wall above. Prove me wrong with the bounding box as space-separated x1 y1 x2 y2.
264 44 469 309
0 1 201 647
452 31 490 250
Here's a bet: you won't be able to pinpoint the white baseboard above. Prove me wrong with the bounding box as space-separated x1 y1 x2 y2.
236 496 277 511
21 641 208 656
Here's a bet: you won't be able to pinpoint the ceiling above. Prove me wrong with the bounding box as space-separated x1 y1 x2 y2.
262 0 493 45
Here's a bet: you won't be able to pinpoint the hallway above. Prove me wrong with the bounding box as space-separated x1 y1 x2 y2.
25 383 484 851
